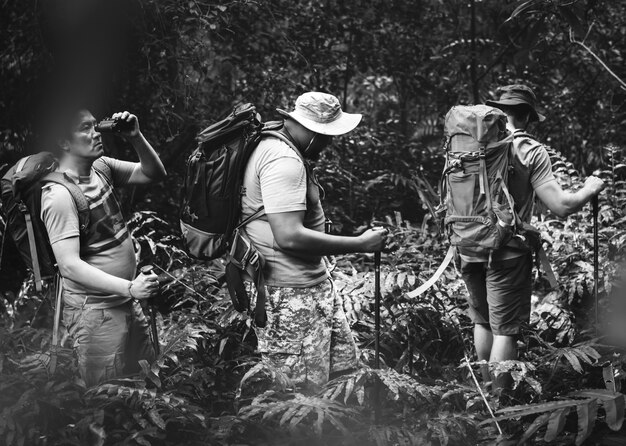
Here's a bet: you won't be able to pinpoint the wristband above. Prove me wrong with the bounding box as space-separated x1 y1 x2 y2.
128 281 136 299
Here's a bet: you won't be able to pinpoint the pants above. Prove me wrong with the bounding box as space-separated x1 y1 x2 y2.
63 299 155 387
250 279 359 389
460 253 533 336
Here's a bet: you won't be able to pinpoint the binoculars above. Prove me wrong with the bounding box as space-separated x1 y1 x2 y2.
95 117 134 133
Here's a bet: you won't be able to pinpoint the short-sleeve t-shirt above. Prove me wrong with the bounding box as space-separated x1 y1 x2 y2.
459 130 557 262
240 136 329 288
41 156 137 308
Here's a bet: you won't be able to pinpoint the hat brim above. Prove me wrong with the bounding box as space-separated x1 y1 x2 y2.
276 108 362 135
486 99 545 122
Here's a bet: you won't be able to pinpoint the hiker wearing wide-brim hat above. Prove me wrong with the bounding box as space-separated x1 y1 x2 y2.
238 91 386 390
486 84 546 123
275 92 363 161
276 91 362 136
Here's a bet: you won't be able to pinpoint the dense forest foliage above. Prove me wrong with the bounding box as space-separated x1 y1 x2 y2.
1 0 626 444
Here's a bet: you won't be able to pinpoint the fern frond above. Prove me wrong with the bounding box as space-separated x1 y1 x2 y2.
546 342 601 374
239 391 361 436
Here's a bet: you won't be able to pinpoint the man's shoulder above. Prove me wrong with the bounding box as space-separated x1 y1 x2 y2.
41 182 77 215
512 132 551 162
41 181 72 199
93 156 114 177
513 131 543 149
255 136 302 162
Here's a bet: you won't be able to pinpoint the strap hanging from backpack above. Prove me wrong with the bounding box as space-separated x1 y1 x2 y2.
12 156 46 292
406 246 456 298
48 272 64 375
24 211 44 292
225 224 268 327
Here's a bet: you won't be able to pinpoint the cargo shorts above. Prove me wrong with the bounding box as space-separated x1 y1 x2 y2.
460 253 533 336
63 299 155 387
249 279 359 389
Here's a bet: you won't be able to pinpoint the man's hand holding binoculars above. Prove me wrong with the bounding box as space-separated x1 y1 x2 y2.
95 111 141 140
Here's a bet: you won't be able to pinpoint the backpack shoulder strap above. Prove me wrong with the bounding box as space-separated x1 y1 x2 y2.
235 206 265 230
92 161 113 188
42 172 91 235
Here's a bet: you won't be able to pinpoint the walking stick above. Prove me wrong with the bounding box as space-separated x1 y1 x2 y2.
592 196 599 334
140 265 160 356
374 250 381 422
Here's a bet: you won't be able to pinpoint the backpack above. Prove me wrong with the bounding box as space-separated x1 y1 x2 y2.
1 151 90 292
439 104 516 256
180 103 265 260
406 105 557 298
180 103 303 327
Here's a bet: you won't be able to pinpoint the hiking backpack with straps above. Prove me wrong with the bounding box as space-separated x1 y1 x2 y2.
180 103 279 260
180 103 304 327
1 151 91 292
406 104 557 298
440 104 517 256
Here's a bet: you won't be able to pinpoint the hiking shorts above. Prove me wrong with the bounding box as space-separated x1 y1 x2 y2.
249 278 359 389
63 299 155 387
460 253 533 336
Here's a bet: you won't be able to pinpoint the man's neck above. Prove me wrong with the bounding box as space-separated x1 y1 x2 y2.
282 120 307 151
59 155 95 177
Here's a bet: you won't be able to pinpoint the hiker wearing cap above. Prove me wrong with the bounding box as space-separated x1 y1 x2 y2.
240 92 386 389
459 85 605 382
40 108 166 386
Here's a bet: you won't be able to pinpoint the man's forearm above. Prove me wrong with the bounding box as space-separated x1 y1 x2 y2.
58 259 132 298
277 227 364 256
560 186 596 216
129 132 167 180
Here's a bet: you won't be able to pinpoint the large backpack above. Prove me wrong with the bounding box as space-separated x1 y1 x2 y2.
406 104 557 298
1 152 90 292
180 103 265 260
439 104 516 256
180 103 303 327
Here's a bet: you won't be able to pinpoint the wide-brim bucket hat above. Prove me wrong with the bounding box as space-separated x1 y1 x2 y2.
276 92 362 136
485 84 546 122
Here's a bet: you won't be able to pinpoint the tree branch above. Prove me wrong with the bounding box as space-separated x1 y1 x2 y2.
569 27 626 91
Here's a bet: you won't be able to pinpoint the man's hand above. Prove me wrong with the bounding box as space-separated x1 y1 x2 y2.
129 272 159 300
358 228 388 252
112 111 141 140
584 175 606 196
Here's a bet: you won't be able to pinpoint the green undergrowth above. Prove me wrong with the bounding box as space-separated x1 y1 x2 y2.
2 145 626 445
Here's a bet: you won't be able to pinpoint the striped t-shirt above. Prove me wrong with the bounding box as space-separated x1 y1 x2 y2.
41 156 137 308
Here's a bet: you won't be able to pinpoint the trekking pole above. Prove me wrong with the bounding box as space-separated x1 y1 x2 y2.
140 265 160 356
150 263 214 300
374 250 381 423
592 195 599 335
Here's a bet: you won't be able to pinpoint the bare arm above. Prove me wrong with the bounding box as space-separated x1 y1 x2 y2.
51 237 158 299
266 210 386 255
535 176 605 218
113 111 167 184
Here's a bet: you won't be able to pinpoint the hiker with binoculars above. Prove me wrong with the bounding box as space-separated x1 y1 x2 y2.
456 85 605 388
39 107 167 386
